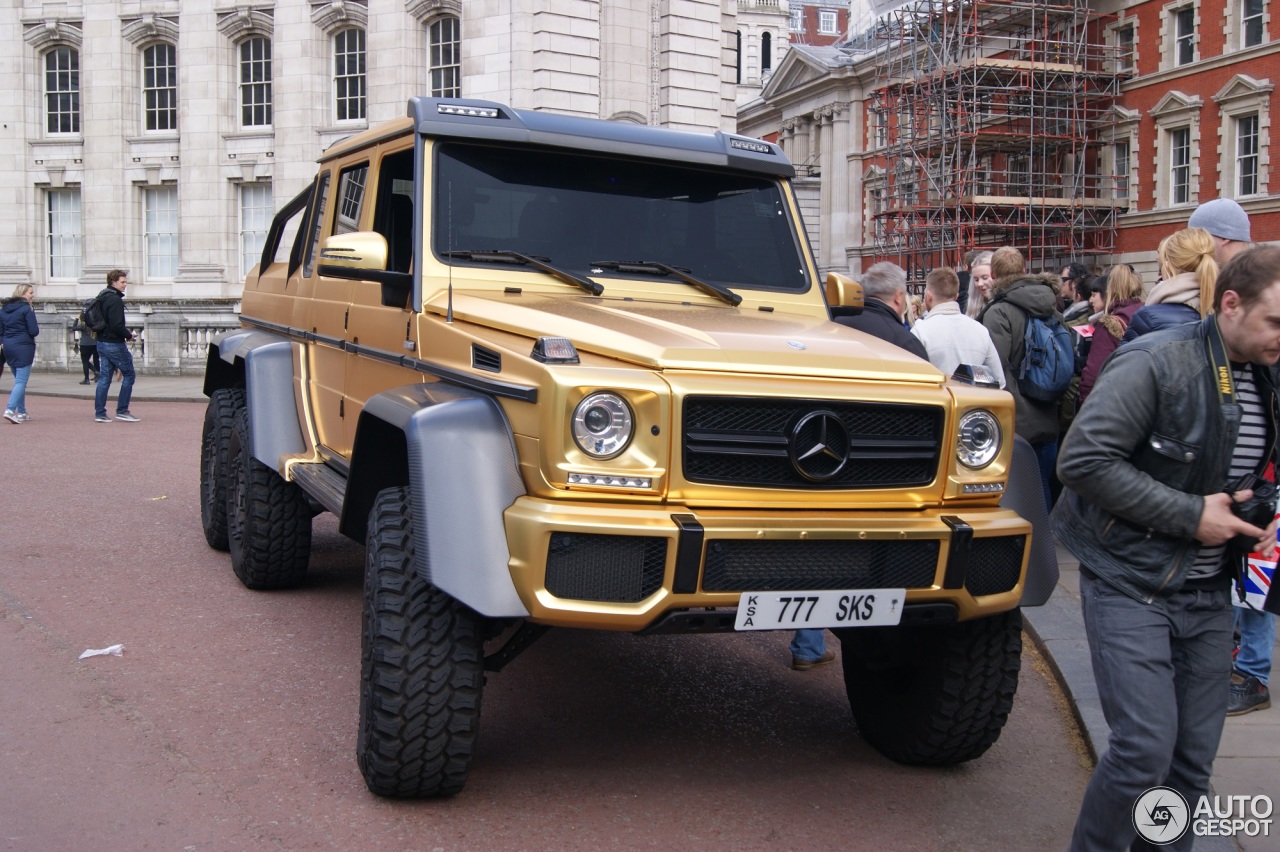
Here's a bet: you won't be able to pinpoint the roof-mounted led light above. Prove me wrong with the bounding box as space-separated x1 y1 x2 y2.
730 137 774 155
567 473 653 489
532 337 579 364
437 104 500 118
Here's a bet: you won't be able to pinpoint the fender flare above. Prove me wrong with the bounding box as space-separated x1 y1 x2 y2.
346 383 530 619
204 330 307 473
1001 434 1060 606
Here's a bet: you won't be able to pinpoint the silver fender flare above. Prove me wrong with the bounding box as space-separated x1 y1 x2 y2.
209 331 306 472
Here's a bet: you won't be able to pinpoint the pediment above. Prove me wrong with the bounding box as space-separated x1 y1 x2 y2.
1149 90 1202 118
1213 73 1274 105
761 46 839 99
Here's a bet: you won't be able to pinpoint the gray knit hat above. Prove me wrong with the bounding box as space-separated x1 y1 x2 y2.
1188 198 1251 242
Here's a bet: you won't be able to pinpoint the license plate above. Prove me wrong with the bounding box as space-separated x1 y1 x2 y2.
734 589 905 631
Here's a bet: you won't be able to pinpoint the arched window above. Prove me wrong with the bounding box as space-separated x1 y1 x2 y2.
142 43 177 132
239 36 272 127
44 47 80 134
429 16 460 98
334 28 366 122
762 32 772 74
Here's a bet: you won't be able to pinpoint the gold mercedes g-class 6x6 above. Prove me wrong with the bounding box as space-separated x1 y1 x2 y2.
199 97 1054 798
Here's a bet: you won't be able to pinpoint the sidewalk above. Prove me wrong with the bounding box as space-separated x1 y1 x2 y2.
4 369 1277 848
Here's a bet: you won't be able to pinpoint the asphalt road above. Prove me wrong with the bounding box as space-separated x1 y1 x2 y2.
0 396 1092 850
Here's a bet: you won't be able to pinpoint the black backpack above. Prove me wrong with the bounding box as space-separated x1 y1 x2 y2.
82 296 108 334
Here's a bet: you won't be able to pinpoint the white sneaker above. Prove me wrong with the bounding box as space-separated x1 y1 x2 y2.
16 412 30 422
3 410 18 424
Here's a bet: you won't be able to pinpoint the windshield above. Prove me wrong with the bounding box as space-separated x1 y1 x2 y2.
432 141 809 293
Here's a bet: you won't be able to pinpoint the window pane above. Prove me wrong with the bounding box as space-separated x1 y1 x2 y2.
47 189 82 278
144 186 179 279
1237 114 1259 196
334 29 366 122
240 183 273 278
143 44 177 132
1243 0 1264 47
44 48 80 134
336 164 369 234
1171 128 1190 205
240 38 273 127
1114 142 1130 200
429 17 461 98
1176 8 1195 65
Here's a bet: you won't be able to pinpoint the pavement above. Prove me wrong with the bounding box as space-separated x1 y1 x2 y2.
4 368 1278 848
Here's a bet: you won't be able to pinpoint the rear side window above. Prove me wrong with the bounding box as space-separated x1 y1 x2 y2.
303 171 332 278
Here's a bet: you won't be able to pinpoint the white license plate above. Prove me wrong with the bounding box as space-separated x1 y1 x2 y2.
734 588 905 631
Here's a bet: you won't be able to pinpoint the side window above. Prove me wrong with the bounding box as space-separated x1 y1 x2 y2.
303 171 332 277
335 163 370 235
256 180 312 275
373 149 416 273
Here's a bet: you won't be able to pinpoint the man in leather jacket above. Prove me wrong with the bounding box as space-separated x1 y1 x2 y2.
1054 245 1280 851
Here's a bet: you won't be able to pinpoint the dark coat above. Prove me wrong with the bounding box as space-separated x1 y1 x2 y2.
1123 302 1200 342
0 298 39 369
833 297 929 362
94 286 132 343
980 273 1063 443
1078 298 1143 405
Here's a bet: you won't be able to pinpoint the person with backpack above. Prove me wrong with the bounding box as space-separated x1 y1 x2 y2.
92 269 140 423
73 299 100 385
2 284 39 424
980 246 1069 510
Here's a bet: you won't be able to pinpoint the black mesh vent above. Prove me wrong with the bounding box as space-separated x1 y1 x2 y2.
702 539 940 592
545 533 667 602
472 344 502 373
965 535 1026 597
683 396 943 489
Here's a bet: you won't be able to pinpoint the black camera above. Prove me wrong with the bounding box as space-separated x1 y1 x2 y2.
1225 472 1278 556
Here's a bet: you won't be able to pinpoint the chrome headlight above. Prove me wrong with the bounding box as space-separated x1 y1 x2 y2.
956 409 1001 469
572 392 634 459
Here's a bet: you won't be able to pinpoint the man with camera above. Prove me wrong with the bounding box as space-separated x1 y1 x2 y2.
1053 244 1280 851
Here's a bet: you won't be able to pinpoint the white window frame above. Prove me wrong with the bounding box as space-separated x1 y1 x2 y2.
239 183 273 278
818 9 838 35
239 37 272 128
1108 19 1138 73
142 43 177 133
1169 127 1192 204
44 47 80 135
428 16 460 99
1150 91 1202 208
47 188 82 279
1214 74 1274 199
790 7 803 32
144 185 179 280
333 28 366 123
1163 2 1198 69
1227 0 1268 50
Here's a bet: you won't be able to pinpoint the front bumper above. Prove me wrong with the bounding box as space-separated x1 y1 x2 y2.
504 498 1032 631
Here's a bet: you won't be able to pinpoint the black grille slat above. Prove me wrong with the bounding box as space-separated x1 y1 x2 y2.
683 396 943 489
965 535 1026 597
545 533 667 603
702 539 940 592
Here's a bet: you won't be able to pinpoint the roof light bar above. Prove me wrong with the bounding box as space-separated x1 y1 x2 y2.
437 104 500 118
730 138 774 155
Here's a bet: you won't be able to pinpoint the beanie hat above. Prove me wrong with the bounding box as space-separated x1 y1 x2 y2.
1188 198 1251 242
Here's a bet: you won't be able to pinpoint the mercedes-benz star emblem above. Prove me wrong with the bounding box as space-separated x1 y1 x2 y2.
789 410 850 482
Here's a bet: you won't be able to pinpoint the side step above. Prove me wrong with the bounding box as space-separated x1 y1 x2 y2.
289 461 347 516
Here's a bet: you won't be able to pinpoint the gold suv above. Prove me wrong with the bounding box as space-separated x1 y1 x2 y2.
199 98 1052 798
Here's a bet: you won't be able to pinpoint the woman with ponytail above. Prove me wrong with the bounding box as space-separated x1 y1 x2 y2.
1124 227 1218 342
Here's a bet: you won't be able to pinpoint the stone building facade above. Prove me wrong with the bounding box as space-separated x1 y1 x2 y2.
2 0 739 373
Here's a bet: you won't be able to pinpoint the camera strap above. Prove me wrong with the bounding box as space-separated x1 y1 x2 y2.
1205 315 1237 407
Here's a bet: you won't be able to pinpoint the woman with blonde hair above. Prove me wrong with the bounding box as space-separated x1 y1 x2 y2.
1124 227 1217 341
964 250 994 319
1078 264 1145 405
1 283 39 423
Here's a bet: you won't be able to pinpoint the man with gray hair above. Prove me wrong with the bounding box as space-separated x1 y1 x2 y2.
833 261 929 361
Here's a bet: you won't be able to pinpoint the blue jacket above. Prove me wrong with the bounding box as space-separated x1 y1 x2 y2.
1053 317 1279 604
0 298 39 368
1122 302 1199 343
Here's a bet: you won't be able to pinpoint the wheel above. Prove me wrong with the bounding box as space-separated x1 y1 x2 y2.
225 405 312 589
837 609 1022 765
200 387 244 551
358 486 485 798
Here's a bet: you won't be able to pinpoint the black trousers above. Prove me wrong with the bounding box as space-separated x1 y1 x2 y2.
78 344 100 380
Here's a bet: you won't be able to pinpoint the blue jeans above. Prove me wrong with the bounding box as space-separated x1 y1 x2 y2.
1031 438 1058 512
1070 569 1234 852
1235 606 1276 685
95 341 136 418
790 629 826 661
5 363 31 414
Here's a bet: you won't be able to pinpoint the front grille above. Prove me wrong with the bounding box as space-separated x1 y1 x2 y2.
702 539 940 592
683 397 943 489
545 532 667 602
965 535 1026 597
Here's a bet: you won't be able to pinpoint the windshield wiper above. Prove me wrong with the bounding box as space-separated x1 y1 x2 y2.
590 260 741 306
446 250 603 296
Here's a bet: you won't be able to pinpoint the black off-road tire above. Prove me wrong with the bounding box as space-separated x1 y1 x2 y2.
837 609 1022 765
225 406 312 589
200 387 245 551
358 486 485 798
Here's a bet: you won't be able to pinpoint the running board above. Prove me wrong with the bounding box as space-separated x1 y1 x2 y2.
289 461 347 516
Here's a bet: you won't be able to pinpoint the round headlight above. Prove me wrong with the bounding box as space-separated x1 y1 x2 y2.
572 392 634 459
957 409 1001 469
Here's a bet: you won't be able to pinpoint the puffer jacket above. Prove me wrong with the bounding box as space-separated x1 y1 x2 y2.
980 273 1063 443
0 298 39 369
1053 317 1279 605
1124 271 1201 342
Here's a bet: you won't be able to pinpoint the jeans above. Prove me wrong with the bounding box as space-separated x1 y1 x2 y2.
1235 606 1276 685
5 363 31 414
1070 569 1234 852
1031 438 1058 512
95 341 136 418
790 629 826 661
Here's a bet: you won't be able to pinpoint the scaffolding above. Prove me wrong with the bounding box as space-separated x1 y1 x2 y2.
868 0 1128 280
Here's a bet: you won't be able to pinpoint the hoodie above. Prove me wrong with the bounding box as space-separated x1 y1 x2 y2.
980 273 1063 443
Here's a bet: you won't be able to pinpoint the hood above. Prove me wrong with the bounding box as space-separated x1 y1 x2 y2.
989 274 1060 318
1 299 28 314
428 292 943 383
